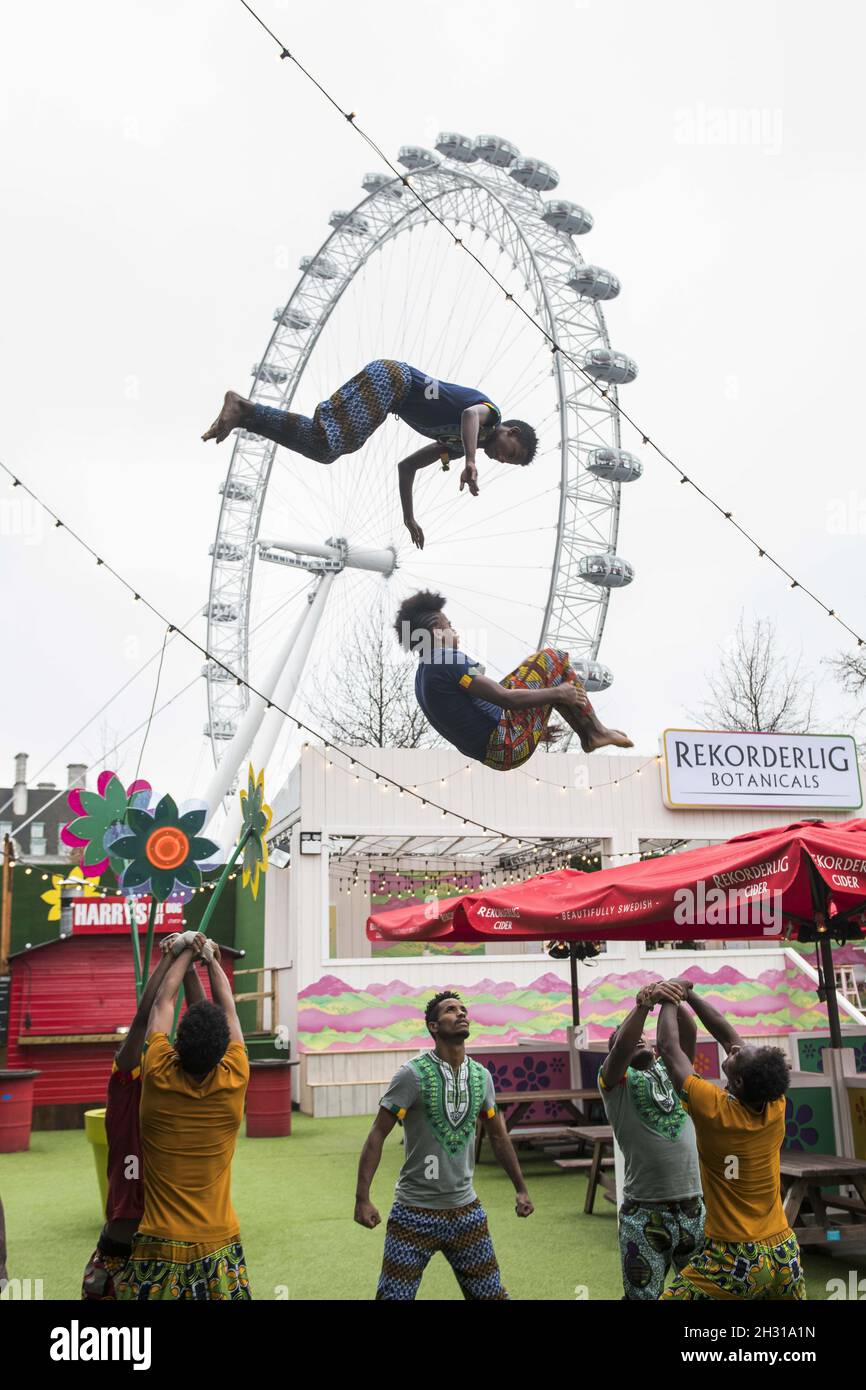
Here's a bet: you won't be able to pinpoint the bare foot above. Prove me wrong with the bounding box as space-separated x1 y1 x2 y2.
580 727 634 754
202 391 251 444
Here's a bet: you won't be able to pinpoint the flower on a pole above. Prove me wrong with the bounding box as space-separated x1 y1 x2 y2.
239 764 271 900
110 794 221 902
41 865 99 921
61 771 152 878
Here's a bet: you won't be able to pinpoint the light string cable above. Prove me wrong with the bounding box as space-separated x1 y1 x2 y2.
1 460 561 845
237 0 864 650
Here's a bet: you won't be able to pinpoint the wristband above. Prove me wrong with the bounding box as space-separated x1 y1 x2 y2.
171 930 198 958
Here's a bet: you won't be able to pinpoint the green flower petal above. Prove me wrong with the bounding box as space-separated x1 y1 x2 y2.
110 833 141 863
190 836 220 863
152 794 179 828
174 863 201 889
121 858 152 889
150 868 176 901
178 808 207 836
126 808 154 836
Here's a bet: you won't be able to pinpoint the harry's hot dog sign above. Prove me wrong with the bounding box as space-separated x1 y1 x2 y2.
71 897 185 934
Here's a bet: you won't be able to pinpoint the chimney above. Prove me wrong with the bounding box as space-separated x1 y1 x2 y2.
13 752 27 817
67 763 87 791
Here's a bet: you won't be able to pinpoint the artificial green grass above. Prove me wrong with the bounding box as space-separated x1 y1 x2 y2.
1 1115 862 1300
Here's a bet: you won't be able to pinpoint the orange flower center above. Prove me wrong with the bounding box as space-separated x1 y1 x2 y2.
146 826 189 871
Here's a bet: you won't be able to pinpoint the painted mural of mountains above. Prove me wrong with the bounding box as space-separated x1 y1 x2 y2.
297 962 851 1053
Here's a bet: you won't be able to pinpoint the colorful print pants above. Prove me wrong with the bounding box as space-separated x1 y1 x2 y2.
246 358 412 464
618 1197 706 1300
661 1229 806 1300
376 1199 509 1300
115 1234 252 1301
484 647 588 771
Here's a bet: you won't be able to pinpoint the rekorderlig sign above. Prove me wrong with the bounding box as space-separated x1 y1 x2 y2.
661 729 862 810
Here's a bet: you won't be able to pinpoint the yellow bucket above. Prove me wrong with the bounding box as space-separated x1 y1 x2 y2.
84 1107 108 1217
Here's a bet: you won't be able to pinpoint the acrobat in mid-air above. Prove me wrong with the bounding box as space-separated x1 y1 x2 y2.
202 359 537 550
395 590 632 772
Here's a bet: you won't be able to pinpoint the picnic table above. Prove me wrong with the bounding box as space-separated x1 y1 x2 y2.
476 1087 602 1160
780 1152 866 1248
555 1124 617 1214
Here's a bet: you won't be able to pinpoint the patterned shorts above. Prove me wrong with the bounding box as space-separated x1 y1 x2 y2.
115 1234 252 1301
661 1229 806 1301
484 648 584 771
81 1248 129 1301
376 1199 509 1301
247 358 412 464
618 1197 706 1301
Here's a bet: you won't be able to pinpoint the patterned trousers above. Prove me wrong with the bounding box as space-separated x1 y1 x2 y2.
246 358 412 464
618 1197 705 1301
376 1199 510 1300
484 647 590 771
661 1229 806 1300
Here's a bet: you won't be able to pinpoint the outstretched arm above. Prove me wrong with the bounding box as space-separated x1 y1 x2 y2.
115 933 181 1071
458 405 489 497
398 443 444 549
600 994 653 1091
482 1111 533 1216
205 948 244 1044
672 979 744 1055
355 1107 399 1229
147 933 205 1037
656 1001 694 1092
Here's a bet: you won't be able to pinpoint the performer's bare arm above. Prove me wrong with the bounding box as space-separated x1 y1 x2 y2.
481 1109 534 1217
467 671 589 714
670 978 744 1054
147 934 205 1036
115 935 179 1071
657 1001 695 1092
398 442 446 550
459 404 492 497
354 1107 399 1229
206 947 244 1044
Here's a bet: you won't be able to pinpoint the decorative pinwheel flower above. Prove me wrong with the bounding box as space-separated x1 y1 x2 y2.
239 764 272 900
110 794 221 902
61 771 152 878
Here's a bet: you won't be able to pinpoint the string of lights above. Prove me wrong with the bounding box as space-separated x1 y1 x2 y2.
1 459 607 848
237 0 865 652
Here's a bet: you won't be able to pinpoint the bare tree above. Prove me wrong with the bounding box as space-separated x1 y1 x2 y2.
309 599 439 748
692 615 817 733
826 650 866 750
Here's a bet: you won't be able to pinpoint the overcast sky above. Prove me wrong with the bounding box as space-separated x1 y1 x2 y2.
2 0 864 817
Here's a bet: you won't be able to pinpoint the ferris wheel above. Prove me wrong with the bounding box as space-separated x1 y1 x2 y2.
202 131 642 823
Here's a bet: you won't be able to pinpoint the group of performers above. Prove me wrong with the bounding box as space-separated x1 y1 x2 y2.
204 360 633 765
81 942 801 1301
356 976 802 1301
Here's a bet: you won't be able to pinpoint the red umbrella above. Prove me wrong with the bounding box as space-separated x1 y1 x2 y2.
367 819 866 1042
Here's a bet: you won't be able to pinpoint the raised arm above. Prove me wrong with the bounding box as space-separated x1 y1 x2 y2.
600 993 654 1091
673 979 744 1055
458 405 488 497
205 948 243 1044
147 933 205 1038
656 1001 694 1092
115 933 181 1071
677 1000 698 1064
354 1107 399 1229
398 442 444 549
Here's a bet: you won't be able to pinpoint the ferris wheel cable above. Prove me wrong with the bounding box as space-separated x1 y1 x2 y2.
236 4 864 651
397 568 538 647
130 626 170 799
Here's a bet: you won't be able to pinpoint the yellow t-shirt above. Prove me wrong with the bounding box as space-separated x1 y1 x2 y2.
139 1032 249 1244
681 1073 788 1242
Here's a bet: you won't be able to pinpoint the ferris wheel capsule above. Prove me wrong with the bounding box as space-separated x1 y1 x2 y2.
398 145 440 170
361 172 402 198
328 210 371 235
299 253 339 279
209 542 244 563
203 719 237 741
251 363 289 385
585 448 643 483
273 305 313 330
201 660 234 683
202 601 239 623
435 131 477 162
219 479 256 502
578 554 635 588
509 157 559 191
473 134 520 167
541 200 594 235
569 659 614 692
568 265 621 301
582 348 638 385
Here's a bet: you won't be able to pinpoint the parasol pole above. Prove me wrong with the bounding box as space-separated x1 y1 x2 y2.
569 944 580 1027
807 861 843 1049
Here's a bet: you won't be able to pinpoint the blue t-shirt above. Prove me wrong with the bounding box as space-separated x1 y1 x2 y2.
415 651 502 761
396 366 501 460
